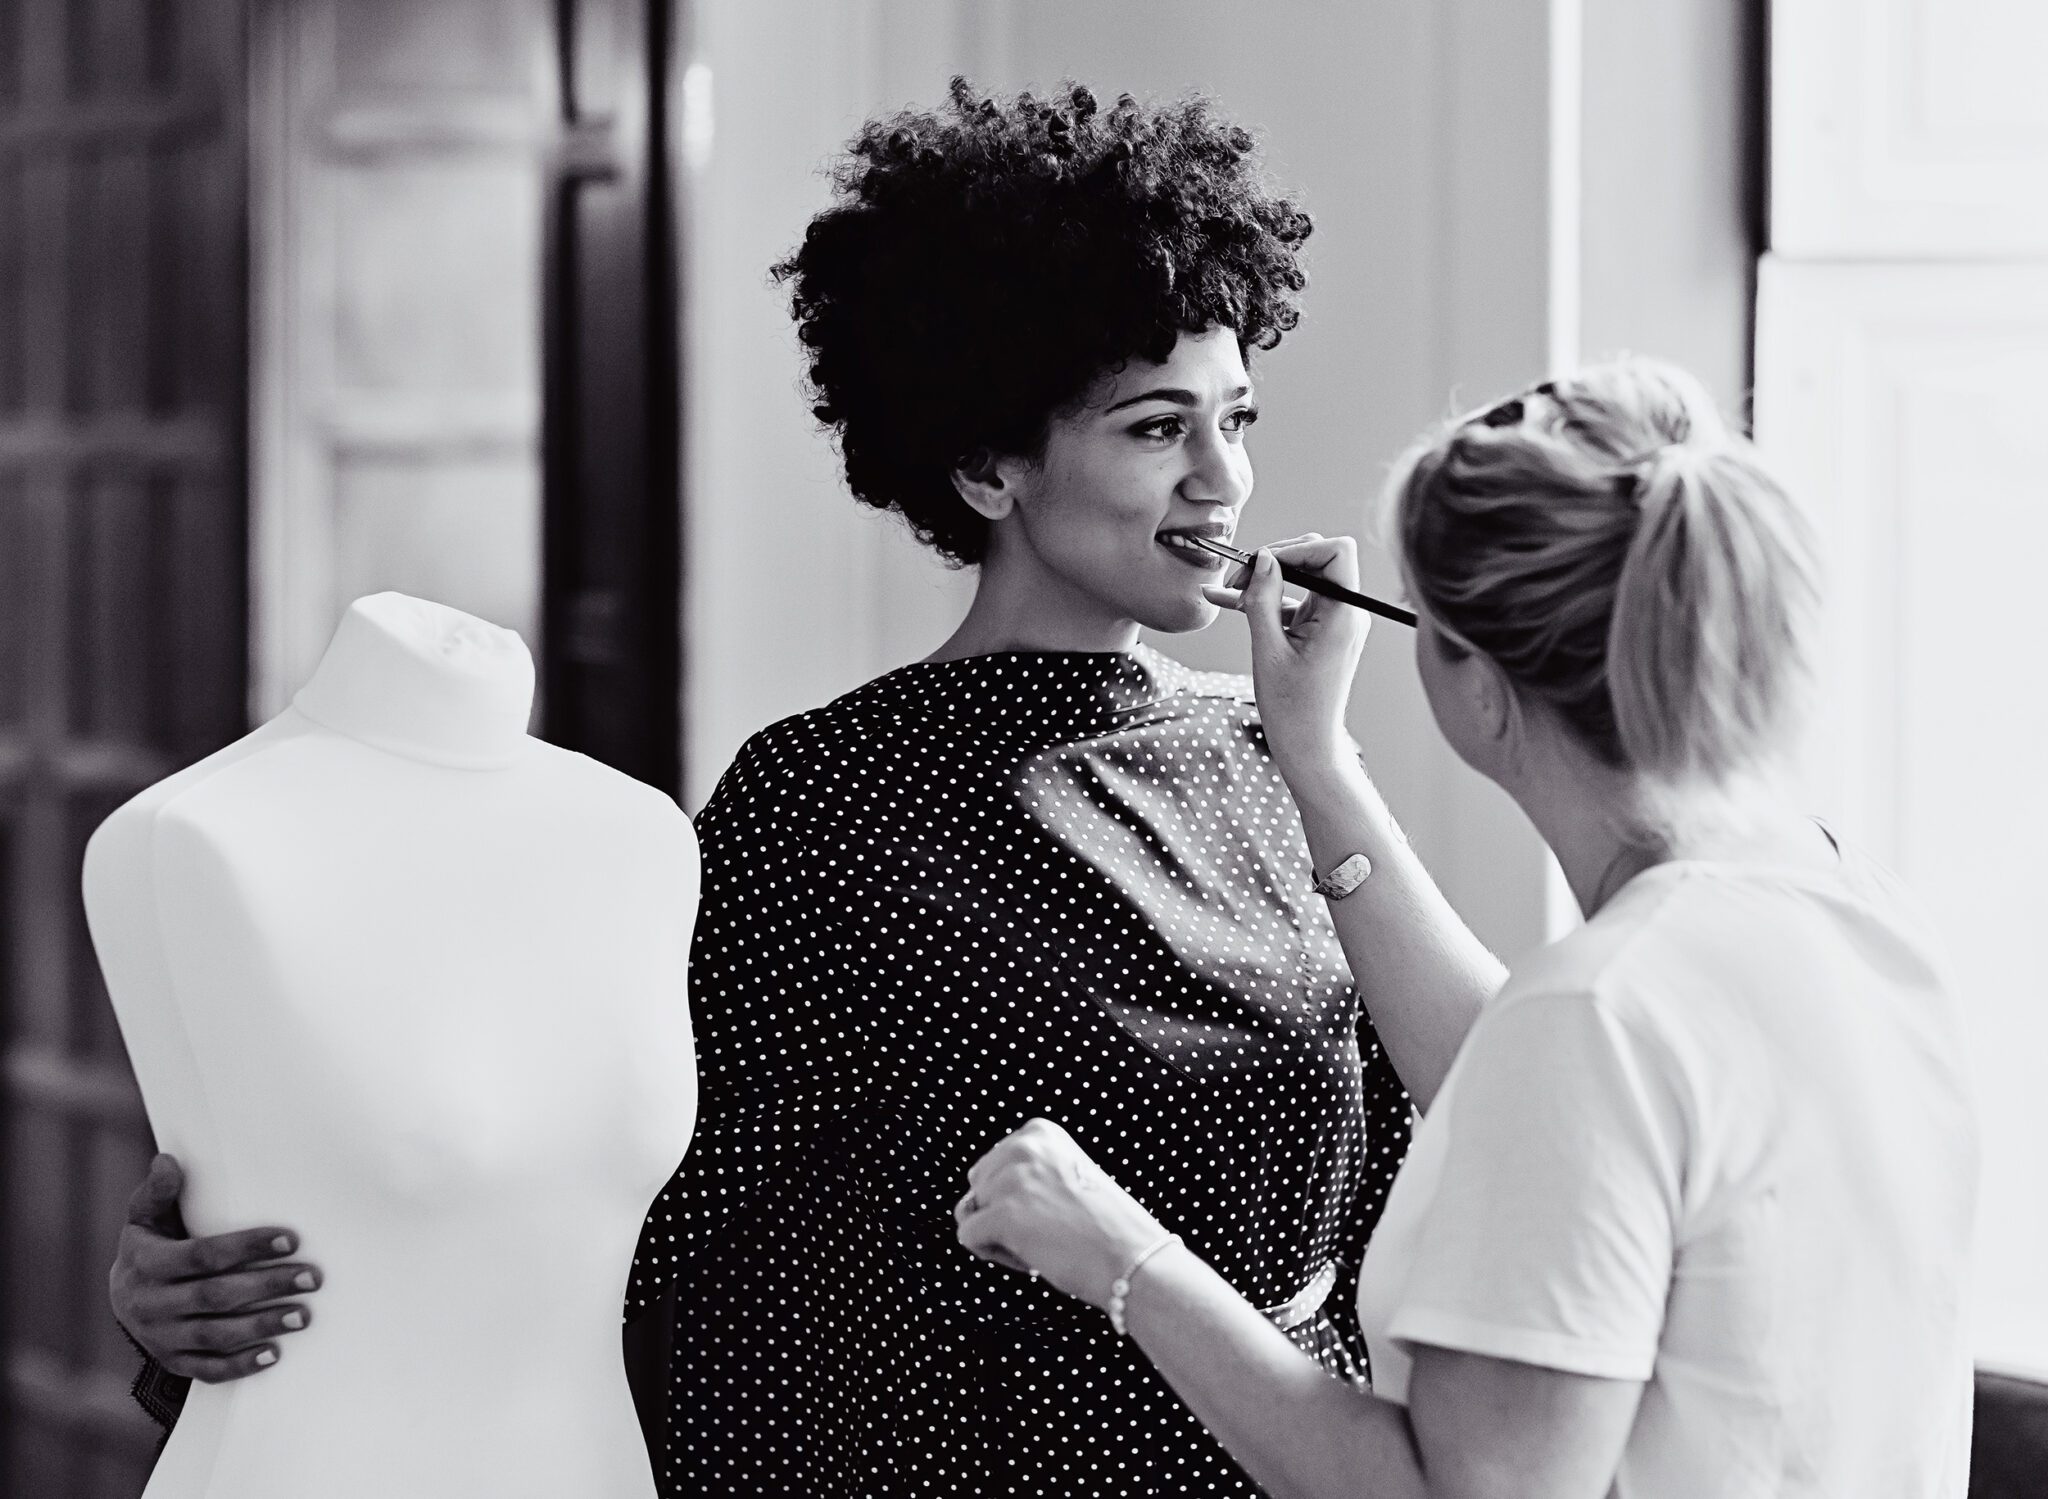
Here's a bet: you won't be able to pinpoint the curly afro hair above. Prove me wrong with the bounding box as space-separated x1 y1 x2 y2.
773 77 1313 566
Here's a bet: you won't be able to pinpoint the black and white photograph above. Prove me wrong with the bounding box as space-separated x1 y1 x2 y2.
1 1 2043 1495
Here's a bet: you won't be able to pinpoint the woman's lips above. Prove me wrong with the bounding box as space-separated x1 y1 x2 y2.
1157 531 1229 570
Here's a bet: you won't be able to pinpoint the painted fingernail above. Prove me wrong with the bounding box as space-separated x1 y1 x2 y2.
272 1235 293 1254
255 1349 278 1367
282 1311 305 1330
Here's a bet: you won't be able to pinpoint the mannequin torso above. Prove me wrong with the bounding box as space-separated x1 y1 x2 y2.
84 594 698 1499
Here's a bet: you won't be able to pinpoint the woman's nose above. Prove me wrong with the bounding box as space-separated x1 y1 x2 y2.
1183 429 1252 510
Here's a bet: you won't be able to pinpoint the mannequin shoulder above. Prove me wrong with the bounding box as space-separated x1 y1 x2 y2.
524 740 699 834
83 718 316 895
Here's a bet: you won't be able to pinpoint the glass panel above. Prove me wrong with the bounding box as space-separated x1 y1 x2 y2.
70 788 137 1065
81 0 150 100
0 474 28 727
0 0 19 113
89 1444 160 1499
332 452 542 651
84 1120 157 1372
5 1103 74 1358
9 1413 79 1499
334 0 542 97
331 159 541 397
68 470 172 746
0 152 23 415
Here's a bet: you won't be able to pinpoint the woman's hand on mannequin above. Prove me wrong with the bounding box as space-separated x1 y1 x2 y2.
1202 535 1370 779
109 1153 321 1381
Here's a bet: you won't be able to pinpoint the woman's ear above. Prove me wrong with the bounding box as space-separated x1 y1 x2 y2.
1473 654 1546 781
951 447 1017 521
1471 652 1518 747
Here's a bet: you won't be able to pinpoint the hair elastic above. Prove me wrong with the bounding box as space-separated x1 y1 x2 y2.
1613 441 1694 499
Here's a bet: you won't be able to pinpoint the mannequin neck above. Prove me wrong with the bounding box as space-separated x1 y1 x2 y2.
291 593 535 769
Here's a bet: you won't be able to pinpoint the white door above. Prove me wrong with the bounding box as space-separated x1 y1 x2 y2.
1755 0 2048 1380
250 0 552 714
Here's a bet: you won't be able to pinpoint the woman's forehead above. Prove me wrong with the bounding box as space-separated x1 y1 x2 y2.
1088 327 1249 408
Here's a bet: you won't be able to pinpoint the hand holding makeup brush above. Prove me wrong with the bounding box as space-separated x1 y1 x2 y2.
1202 533 1372 775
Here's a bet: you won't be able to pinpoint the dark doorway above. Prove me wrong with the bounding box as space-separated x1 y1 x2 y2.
541 0 684 797
0 1 252 1494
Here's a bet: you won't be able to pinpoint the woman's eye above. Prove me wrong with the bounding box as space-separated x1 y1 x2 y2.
1132 408 1259 442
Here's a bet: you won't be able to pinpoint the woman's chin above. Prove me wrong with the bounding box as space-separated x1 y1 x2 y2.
1136 593 1224 635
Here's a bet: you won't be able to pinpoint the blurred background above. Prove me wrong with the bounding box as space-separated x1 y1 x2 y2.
1 0 2042 1492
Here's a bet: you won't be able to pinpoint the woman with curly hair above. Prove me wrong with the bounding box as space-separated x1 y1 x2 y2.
108 80 1501 1494
610 80 1497 1492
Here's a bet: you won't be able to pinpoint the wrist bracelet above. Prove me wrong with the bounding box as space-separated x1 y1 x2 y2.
1107 1231 1184 1337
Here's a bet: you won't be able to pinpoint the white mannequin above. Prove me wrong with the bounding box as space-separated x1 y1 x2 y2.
83 593 698 1499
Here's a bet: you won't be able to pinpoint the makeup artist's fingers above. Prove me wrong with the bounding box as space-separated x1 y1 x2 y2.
1263 533 1362 589
1239 550 1291 649
1251 533 1328 575
1201 583 1300 627
957 1206 1034 1276
1263 535 1370 646
1238 548 1370 767
1213 534 1339 637
955 1164 1035 1274
1255 546 1369 655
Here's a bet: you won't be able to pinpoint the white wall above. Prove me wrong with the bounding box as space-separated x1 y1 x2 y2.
678 0 1751 964
677 0 977 806
1578 0 1755 416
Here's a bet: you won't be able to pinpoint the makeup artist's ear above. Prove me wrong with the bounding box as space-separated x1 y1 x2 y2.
951 447 1021 521
1469 651 1521 749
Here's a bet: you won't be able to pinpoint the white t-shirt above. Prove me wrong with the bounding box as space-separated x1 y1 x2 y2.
1355 843 1978 1498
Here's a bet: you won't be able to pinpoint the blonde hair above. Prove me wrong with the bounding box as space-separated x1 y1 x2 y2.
1387 358 1822 832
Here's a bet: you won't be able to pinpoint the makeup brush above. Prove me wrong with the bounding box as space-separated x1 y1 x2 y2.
1187 535 1418 629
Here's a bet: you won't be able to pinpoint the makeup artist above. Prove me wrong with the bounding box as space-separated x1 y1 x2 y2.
109 79 1503 1495
961 361 1979 1499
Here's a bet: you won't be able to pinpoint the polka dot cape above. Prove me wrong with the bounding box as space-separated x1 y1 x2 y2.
628 647 1412 1495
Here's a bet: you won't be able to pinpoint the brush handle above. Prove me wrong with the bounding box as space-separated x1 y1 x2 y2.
1189 534 1418 628
1274 561 1418 628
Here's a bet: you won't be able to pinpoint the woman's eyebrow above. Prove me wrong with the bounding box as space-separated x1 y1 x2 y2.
1103 383 1254 413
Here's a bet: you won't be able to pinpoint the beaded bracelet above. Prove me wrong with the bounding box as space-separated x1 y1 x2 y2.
1107 1231 1184 1337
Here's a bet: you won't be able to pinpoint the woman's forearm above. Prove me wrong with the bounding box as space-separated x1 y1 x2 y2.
1282 752 1502 1111
1125 1245 1429 1499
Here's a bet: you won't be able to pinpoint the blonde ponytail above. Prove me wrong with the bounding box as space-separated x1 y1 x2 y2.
1389 358 1823 820
1606 444 1821 785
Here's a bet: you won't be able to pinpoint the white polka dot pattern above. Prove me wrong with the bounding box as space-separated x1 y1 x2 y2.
628 648 1411 1494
